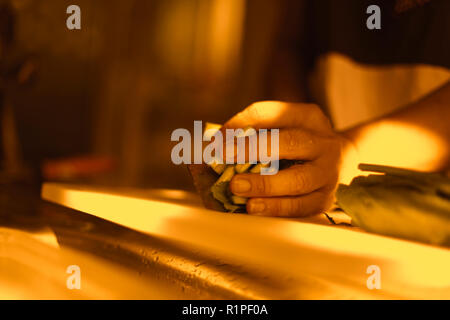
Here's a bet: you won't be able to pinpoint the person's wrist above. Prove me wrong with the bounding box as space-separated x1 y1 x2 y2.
337 131 362 185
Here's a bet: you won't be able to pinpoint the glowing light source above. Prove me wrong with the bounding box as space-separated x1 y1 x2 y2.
340 121 449 184
355 122 448 170
41 183 450 299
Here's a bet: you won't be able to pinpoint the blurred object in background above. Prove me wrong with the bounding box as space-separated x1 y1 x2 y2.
42 155 114 182
1 0 298 190
93 0 247 188
8 0 99 187
0 0 37 185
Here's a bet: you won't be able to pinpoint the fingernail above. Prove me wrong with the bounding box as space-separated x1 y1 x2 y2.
249 200 266 214
232 178 251 193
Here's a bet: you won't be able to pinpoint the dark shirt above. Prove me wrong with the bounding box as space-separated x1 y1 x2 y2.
307 0 450 69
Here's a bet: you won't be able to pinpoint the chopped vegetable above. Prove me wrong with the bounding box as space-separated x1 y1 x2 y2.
337 163 450 246
209 161 226 175
249 163 269 174
231 195 248 205
235 163 252 173
204 123 304 213
210 166 243 212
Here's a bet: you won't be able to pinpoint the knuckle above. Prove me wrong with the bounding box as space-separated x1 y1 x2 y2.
310 104 327 118
318 194 334 213
269 199 284 215
332 141 342 158
247 102 263 119
299 103 321 116
284 130 299 153
285 198 302 216
235 103 260 123
307 104 332 130
255 176 271 195
329 170 339 186
321 136 342 157
291 170 308 193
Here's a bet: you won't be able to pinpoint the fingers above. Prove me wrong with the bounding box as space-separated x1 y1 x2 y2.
221 128 335 163
246 189 335 217
230 162 334 197
278 128 336 160
219 100 339 218
224 101 332 133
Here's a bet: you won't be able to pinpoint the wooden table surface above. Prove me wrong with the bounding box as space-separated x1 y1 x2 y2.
1 183 449 299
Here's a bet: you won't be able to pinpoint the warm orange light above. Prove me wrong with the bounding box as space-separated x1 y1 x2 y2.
340 121 449 184
282 223 450 293
0 227 180 299
41 183 450 299
208 0 246 78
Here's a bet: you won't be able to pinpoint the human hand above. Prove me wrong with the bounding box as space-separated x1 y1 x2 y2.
224 101 349 217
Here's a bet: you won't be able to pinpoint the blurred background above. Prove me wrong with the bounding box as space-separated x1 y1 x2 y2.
0 0 307 190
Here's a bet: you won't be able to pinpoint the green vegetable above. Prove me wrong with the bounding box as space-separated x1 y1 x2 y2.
210 166 243 212
249 163 269 174
235 163 253 174
216 165 235 183
203 122 223 140
231 195 248 205
337 164 450 246
205 123 305 213
210 162 226 175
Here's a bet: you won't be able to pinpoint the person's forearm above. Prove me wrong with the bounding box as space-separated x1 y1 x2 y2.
339 81 450 183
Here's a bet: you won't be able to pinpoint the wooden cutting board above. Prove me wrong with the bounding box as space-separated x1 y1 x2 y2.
41 182 450 299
